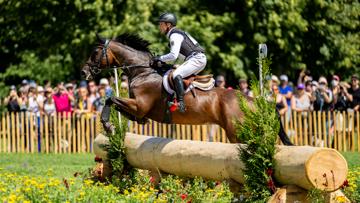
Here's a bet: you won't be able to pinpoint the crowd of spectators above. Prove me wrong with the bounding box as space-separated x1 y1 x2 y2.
3 75 129 117
215 70 360 116
3 70 360 118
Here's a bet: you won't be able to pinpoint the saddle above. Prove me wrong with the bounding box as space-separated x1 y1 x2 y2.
163 70 215 97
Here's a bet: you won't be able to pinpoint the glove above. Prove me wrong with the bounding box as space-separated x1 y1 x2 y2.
150 56 163 67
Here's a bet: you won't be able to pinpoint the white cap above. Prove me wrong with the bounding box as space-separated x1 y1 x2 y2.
318 76 328 84
271 75 279 83
37 86 44 92
279 74 288 82
99 78 109 85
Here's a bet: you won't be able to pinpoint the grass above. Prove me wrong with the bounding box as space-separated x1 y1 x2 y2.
0 152 358 177
341 152 360 169
0 153 93 178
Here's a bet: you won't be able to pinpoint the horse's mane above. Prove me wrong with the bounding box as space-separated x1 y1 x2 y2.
114 33 151 53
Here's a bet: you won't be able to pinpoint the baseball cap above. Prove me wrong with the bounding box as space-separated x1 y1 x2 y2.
351 75 359 80
10 85 16 91
99 78 109 85
332 75 340 81
21 79 28 85
279 74 288 82
65 83 74 89
79 80 88 87
238 78 247 83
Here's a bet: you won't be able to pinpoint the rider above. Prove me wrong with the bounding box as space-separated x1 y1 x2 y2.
153 12 206 113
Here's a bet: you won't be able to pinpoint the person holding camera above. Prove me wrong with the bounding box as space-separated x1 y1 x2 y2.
3 86 21 113
312 77 333 112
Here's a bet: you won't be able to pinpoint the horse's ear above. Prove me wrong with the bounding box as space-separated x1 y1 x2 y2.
96 33 106 44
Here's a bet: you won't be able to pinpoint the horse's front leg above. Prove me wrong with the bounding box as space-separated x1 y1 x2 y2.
101 96 147 133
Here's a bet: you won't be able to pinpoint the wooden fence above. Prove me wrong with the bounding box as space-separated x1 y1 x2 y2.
0 111 359 153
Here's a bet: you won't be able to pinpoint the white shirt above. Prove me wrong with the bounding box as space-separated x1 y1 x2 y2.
159 29 184 62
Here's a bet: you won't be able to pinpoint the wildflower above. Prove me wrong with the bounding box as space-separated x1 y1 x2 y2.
150 176 155 183
180 193 188 200
335 195 346 203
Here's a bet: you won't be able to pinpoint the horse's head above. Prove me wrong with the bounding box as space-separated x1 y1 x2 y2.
81 34 119 80
82 33 153 80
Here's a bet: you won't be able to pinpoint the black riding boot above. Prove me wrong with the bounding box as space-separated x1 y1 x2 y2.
174 75 186 113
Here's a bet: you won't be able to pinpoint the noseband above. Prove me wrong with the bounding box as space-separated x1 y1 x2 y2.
87 40 111 75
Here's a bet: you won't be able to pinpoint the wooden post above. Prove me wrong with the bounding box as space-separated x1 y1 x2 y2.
0 112 4 152
309 111 313 146
53 113 58 153
293 111 298 145
81 115 85 153
44 115 49 153
90 116 95 152
322 112 327 148
342 111 346 151
317 111 322 147
86 116 90 153
76 116 80 153
357 111 360 152
16 113 20 152
298 112 303 145
72 115 76 153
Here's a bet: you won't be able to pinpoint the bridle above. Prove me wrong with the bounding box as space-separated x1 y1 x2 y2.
86 39 152 76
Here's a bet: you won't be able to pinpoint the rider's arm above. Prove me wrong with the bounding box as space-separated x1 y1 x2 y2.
159 33 184 62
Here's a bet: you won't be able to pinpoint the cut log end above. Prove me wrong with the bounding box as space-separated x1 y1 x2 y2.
305 149 348 192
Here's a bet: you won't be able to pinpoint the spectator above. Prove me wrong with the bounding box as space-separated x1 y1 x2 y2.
121 75 129 90
74 87 92 117
270 75 279 89
291 83 311 113
348 75 360 111
271 84 288 116
304 80 313 98
238 79 253 97
215 75 226 88
3 86 21 113
65 83 76 109
99 78 113 98
19 79 29 94
36 86 45 113
93 86 106 113
43 87 56 116
297 69 312 85
279 74 293 119
312 76 333 112
333 81 350 112
53 83 74 114
27 85 39 115
88 80 99 105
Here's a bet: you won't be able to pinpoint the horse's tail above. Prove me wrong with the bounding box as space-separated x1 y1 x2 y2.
276 110 294 146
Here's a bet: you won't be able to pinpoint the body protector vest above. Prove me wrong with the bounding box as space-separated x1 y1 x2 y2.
168 28 205 58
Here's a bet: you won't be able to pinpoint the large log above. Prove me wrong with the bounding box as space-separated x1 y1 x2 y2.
94 133 348 192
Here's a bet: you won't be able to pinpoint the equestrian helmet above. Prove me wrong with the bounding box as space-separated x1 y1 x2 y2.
158 12 177 26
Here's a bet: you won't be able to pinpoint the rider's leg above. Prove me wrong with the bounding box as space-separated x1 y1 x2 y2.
172 53 207 112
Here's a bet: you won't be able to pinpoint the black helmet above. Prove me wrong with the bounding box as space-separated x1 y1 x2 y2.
158 12 177 26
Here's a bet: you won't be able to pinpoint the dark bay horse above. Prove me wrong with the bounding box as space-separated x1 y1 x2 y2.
82 34 293 145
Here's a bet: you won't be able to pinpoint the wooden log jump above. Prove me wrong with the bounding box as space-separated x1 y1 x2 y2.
94 132 348 192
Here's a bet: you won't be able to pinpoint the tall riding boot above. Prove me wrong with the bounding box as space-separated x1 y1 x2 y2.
174 75 186 113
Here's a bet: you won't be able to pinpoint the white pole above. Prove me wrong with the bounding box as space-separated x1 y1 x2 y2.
258 44 267 96
114 68 122 126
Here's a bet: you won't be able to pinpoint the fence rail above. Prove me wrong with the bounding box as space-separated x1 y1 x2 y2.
0 111 359 153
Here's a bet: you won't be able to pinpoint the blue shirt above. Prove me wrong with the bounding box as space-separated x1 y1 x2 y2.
279 85 293 106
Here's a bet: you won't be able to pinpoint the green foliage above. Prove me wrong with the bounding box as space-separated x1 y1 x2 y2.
236 58 279 202
104 73 138 190
1 0 359 95
307 188 327 203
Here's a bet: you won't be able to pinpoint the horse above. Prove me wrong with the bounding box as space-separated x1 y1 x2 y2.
81 33 293 145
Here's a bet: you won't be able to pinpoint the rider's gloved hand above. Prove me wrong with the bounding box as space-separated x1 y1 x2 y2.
150 56 163 68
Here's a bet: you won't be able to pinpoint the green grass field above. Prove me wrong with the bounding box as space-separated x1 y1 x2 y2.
0 153 93 178
0 152 359 178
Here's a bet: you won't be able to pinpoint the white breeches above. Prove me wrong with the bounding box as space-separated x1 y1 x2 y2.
172 53 207 79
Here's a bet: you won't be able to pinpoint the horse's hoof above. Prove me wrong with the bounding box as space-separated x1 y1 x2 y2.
104 122 115 135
